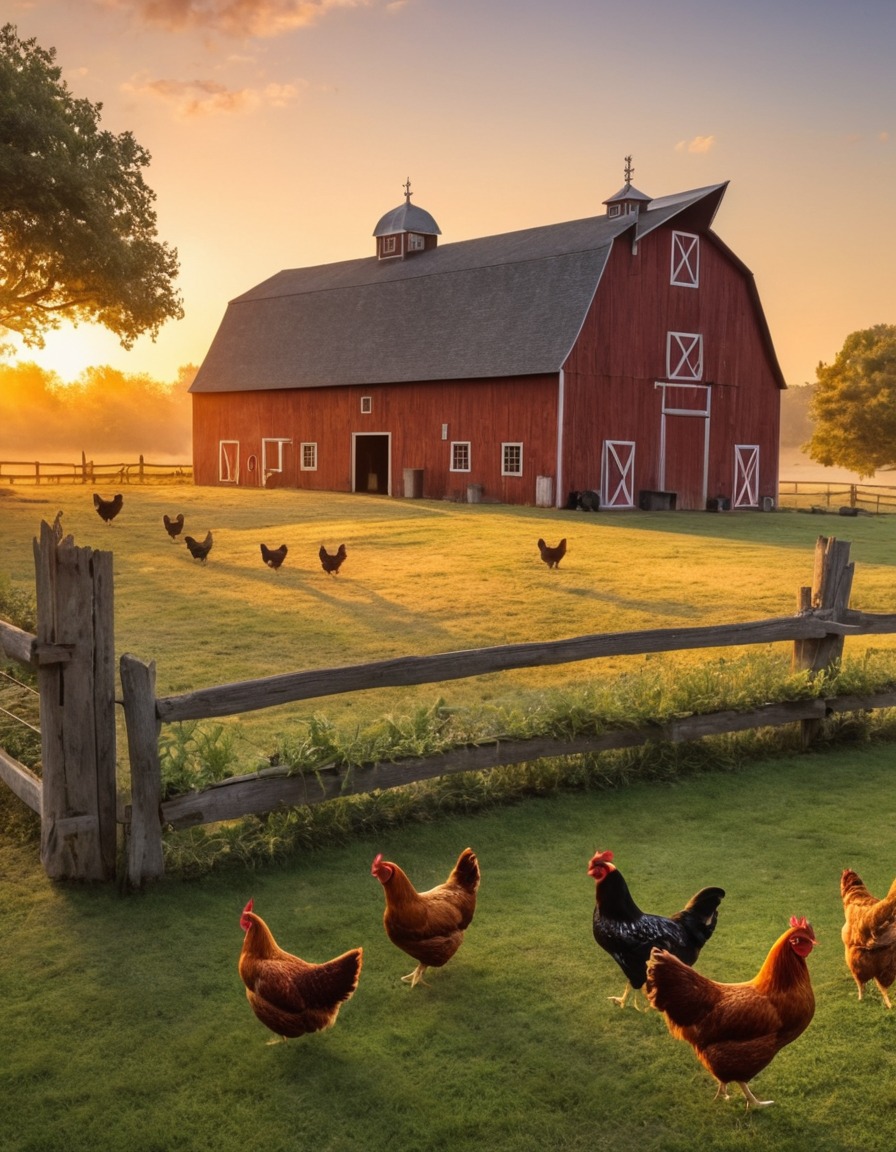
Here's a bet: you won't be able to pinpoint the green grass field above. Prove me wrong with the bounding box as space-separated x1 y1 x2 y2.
3 482 896 766
4 487 896 1150
4 745 896 1152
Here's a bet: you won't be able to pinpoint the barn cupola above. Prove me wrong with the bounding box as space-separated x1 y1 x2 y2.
603 155 652 219
373 179 441 261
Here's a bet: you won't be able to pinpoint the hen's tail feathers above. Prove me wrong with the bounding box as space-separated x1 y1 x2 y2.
452 847 481 893
328 947 364 1003
678 886 726 946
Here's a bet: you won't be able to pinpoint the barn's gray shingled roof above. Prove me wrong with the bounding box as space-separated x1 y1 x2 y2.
191 183 728 394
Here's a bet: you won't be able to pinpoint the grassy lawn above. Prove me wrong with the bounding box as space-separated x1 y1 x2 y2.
4 487 896 1149
3 743 896 1152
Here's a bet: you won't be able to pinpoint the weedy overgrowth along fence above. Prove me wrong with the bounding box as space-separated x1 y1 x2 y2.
0 452 191 485
4 525 896 889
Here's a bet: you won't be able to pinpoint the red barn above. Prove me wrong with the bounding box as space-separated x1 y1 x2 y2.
190 173 784 510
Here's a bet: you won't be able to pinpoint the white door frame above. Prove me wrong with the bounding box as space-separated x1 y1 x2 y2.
734 444 760 507
655 382 711 505
601 440 636 509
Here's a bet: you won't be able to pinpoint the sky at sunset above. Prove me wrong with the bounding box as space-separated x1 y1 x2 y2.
6 0 895 392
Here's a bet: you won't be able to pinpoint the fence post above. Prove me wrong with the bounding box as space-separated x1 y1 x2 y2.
120 653 165 886
793 535 854 746
32 519 117 880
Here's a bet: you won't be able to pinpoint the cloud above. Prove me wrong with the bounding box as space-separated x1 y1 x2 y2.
675 135 716 155
880 131 890 144
98 0 375 37
123 73 306 115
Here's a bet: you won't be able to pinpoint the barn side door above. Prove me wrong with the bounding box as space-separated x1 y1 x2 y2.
733 444 760 507
601 440 635 508
655 383 711 510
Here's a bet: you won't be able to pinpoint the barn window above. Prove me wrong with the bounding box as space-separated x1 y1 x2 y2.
219 440 239 483
408 233 425 251
666 332 703 381
301 442 318 471
450 442 471 472
608 204 621 218
381 236 397 255
671 231 699 287
502 442 523 476
361 396 372 414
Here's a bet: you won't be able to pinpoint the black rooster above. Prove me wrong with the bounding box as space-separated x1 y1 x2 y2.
185 531 213 563
587 849 725 1009
319 543 347 575
163 513 185 540
537 537 566 569
93 492 123 525
260 543 288 571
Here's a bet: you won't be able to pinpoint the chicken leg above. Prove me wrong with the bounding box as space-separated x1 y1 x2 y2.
402 963 430 987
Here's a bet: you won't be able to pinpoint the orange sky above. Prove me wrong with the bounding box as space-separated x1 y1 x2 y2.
6 0 895 391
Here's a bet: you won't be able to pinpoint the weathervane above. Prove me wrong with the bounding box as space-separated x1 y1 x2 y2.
404 177 413 203
624 155 634 184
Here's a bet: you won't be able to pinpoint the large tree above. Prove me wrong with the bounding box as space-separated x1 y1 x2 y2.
0 24 182 348
805 324 896 477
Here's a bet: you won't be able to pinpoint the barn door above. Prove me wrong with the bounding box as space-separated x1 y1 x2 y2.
733 445 759 507
218 440 239 484
353 433 391 495
601 440 635 508
656 383 710 510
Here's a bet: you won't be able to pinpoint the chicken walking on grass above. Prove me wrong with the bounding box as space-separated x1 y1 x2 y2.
587 849 725 1010
319 543 347 575
238 899 363 1043
840 867 896 1008
372 848 480 987
185 531 213 563
163 513 184 540
646 916 817 1110
537 537 566 568
93 492 123 525
260 543 288 571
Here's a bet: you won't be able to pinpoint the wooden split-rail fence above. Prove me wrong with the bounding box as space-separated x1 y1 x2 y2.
3 523 896 889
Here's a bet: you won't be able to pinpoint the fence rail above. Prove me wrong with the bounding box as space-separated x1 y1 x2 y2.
777 479 896 514
0 452 191 485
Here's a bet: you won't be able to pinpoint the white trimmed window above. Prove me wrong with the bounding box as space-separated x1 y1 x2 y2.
450 441 471 472
381 236 397 255
408 233 425 251
671 231 700 288
361 396 372 414
502 442 523 476
666 332 703 381
301 442 318 471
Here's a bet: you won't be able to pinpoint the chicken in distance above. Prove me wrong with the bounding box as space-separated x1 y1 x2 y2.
537 537 566 568
163 513 184 540
260 543 288 571
184 531 213 563
238 899 363 1043
319 543 347 575
93 492 123 524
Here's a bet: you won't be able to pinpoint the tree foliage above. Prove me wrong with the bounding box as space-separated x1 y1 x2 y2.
0 24 183 348
805 324 896 477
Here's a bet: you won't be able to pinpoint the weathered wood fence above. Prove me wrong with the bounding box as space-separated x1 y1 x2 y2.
3 527 896 889
777 479 896 514
0 452 191 485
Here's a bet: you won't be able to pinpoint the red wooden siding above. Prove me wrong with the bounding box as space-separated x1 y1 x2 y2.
192 376 559 504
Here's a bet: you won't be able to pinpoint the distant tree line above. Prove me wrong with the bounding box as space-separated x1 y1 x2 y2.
0 361 194 459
